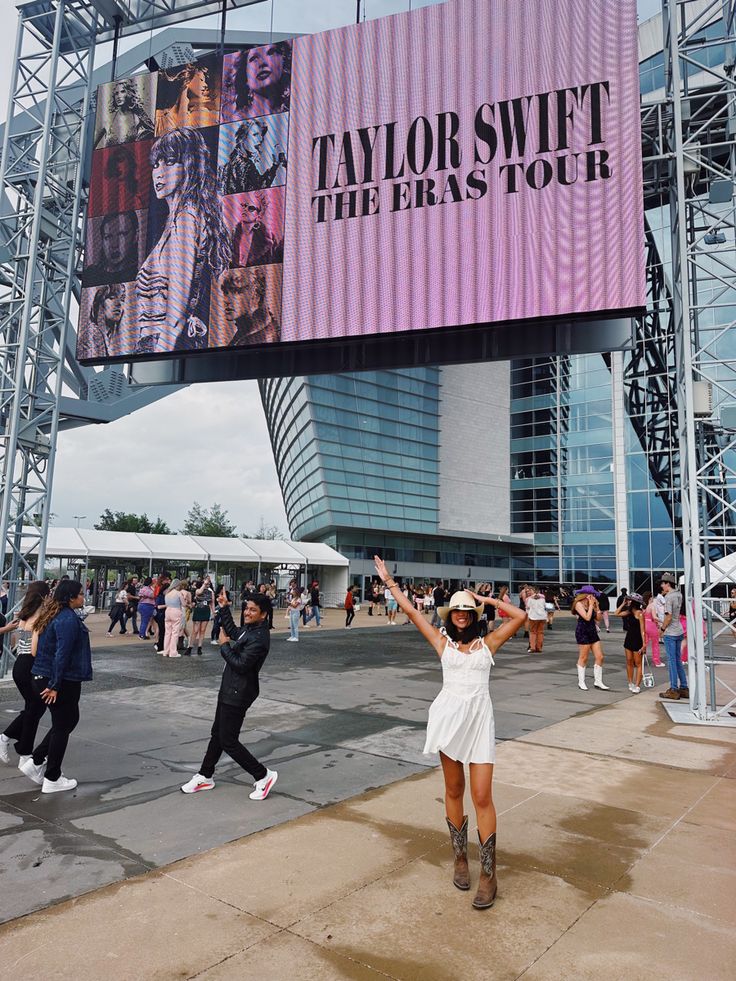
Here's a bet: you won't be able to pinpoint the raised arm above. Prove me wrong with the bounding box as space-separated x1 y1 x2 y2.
574 598 595 621
373 555 444 656
467 591 526 652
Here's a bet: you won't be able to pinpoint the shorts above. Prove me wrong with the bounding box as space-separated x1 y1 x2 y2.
387 599 398 612
192 606 211 623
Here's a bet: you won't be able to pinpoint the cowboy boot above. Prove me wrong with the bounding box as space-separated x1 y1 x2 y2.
472 831 497 909
593 664 610 690
446 816 470 890
577 664 588 690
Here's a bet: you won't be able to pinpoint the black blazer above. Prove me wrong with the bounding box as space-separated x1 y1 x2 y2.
218 619 270 708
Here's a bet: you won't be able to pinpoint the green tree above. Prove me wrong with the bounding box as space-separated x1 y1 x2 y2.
95 509 171 534
181 502 237 537
246 516 285 540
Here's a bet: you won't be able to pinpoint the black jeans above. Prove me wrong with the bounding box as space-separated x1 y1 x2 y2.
200 700 267 782
3 651 48 757
108 604 127 634
31 677 81 781
154 610 166 651
345 609 355 627
127 606 139 634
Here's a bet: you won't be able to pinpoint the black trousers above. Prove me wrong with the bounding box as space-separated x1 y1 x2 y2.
154 610 166 651
200 700 267 782
31 677 81 781
345 608 355 627
108 604 127 633
3 651 48 758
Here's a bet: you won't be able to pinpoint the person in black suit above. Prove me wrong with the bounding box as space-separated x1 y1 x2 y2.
180 592 278 800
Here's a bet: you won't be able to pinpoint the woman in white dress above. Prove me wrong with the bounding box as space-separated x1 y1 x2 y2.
374 555 525 909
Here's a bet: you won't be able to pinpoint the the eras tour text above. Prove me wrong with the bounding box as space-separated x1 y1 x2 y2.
310 81 613 223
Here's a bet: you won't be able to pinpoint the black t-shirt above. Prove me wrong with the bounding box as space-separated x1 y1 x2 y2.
598 593 610 612
310 587 320 606
126 584 138 608
433 586 445 607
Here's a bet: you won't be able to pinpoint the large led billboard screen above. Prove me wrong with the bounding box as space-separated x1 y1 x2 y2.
77 0 645 367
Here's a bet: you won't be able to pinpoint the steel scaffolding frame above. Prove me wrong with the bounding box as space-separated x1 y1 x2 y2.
665 0 736 722
0 1 269 622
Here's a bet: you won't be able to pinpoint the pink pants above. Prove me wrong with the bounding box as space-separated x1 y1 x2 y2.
163 607 182 657
644 617 662 664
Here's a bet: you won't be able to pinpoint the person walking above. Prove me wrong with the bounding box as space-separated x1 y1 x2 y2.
125 577 140 635
374 555 525 910
137 577 156 640
163 579 184 657
525 586 548 653
344 585 356 629
286 585 301 642
153 574 170 653
642 590 664 667
431 582 446 628
573 585 610 691
0 581 50 776
658 573 688 701
180 592 277 800
188 576 214 656
23 580 93 792
386 582 398 624
614 592 645 692
728 587 736 638
304 580 322 627
545 589 559 630
106 584 129 636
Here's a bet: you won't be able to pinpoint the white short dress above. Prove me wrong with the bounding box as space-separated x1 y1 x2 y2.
423 635 496 764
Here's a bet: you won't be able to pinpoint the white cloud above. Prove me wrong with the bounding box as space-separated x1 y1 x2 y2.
51 380 288 535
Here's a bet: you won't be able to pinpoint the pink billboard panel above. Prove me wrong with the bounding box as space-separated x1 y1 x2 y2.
76 0 644 364
282 0 645 343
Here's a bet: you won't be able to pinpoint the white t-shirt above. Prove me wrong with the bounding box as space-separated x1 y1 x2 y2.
384 588 393 602
526 595 548 621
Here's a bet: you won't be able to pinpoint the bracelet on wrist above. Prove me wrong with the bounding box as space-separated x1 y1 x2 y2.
385 580 396 588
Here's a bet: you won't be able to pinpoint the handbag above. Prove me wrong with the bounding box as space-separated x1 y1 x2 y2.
642 652 655 688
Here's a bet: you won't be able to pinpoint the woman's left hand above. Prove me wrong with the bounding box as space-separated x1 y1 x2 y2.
40 688 57 705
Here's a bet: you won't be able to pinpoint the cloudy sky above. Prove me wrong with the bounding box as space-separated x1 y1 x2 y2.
0 0 660 534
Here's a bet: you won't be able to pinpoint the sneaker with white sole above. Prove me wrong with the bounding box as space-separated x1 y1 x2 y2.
42 774 77 794
181 773 215 794
631 685 641 693
249 768 278 800
285 637 298 642
19 756 46 785
0 734 11 764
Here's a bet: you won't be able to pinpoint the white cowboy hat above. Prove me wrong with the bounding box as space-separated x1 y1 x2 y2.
437 590 485 622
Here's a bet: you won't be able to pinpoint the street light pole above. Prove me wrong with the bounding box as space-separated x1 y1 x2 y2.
73 515 86 528
356 0 361 25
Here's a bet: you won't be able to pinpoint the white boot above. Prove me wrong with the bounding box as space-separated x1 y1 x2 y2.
577 664 588 690
594 664 610 690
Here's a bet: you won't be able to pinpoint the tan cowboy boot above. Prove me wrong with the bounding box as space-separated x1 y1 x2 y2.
472 831 497 909
446 816 470 890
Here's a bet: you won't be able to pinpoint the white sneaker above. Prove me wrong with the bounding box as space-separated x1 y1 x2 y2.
249 768 277 800
627 683 634 692
0 734 11 764
210 640 219 646
631 685 641 694
19 757 46 785
181 773 215 794
285 637 298 642
42 775 77 794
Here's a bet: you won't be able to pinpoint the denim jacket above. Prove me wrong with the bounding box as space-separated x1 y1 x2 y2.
34 607 93 690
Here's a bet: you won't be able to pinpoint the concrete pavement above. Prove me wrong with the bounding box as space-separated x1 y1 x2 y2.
1 613 735 978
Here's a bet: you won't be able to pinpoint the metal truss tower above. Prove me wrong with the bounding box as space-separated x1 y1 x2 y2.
0 1 268 622
664 0 736 723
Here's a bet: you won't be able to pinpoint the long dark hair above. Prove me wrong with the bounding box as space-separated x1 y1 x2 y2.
35 580 83 635
17 581 50 621
149 128 231 278
235 42 291 114
444 609 480 644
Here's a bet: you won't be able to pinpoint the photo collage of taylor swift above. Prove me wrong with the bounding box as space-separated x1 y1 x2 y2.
76 43 291 362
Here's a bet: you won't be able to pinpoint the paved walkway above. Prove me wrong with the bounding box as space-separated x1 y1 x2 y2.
1 617 735 978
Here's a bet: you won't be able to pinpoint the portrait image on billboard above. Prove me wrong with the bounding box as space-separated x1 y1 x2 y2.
76 0 645 367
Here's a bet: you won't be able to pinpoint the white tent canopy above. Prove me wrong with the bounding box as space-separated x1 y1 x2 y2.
19 527 348 569
682 552 736 586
